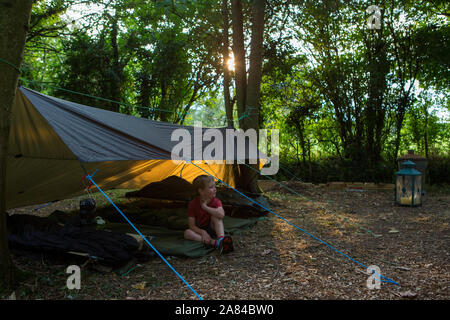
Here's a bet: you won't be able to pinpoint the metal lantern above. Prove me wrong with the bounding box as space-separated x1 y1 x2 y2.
395 161 423 207
397 150 427 193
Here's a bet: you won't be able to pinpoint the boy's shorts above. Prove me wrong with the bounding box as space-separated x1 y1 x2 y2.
197 222 217 239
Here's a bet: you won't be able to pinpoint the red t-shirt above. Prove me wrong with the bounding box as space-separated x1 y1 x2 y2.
187 197 222 228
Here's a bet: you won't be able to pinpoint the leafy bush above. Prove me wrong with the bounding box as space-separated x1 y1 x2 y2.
427 156 450 185
277 156 450 185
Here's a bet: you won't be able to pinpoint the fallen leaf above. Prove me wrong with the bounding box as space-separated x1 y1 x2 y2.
132 281 147 290
400 290 417 298
396 266 410 271
373 234 383 237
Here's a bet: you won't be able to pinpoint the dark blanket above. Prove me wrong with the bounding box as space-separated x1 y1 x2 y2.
125 176 196 200
7 214 151 267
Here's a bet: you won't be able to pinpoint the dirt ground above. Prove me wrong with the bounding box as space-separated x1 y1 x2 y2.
4 183 450 300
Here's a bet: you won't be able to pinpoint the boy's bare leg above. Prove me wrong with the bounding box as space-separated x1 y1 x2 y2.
211 216 224 239
185 229 216 246
184 229 203 242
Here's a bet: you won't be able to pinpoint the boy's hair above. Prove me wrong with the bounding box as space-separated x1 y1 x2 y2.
192 175 214 193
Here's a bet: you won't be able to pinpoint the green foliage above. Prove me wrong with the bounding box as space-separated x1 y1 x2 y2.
414 24 450 90
263 0 449 182
18 0 450 183
277 157 398 184
54 31 125 110
398 91 450 157
427 156 450 185
21 0 224 121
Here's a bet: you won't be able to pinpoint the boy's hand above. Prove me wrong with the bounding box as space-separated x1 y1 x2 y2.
201 230 211 244
200 199 224 219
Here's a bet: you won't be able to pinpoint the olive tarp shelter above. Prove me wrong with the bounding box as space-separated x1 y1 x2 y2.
6 87 267 210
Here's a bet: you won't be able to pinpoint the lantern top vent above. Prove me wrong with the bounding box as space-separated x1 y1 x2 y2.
395 161 422 176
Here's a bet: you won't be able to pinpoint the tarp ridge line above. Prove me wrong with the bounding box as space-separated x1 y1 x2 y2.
19 78 250 126
19 78 184 117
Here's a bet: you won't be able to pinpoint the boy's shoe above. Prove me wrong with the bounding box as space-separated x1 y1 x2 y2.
215 236 224 253
217 235 233 254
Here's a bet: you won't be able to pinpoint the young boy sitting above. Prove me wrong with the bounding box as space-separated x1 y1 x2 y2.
184 175 233 253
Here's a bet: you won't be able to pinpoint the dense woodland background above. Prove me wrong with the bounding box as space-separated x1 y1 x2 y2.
0 0 449 298
20 0 449 184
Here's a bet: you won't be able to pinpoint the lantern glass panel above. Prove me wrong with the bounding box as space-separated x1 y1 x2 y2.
397 175 413 205
414 176 422 205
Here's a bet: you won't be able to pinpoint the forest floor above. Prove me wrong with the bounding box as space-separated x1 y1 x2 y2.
4 182 450 300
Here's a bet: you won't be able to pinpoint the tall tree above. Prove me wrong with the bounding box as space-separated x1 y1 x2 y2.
222 0 234 128
0 0 34 292
231 0 266 193
231 0 247 129
244 0 265 132
363 2 390 165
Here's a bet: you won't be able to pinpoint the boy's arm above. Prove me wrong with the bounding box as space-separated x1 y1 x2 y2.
201 203 225 219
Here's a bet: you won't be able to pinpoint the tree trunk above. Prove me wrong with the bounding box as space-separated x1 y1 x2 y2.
179 85 199 124
0 0 33 293
423 104 429 158
307 138 312 181
393 95 408 162
299 124 307 167
159 82 168 122
244 0 265 132
222 0 234 128
233 0 266 194
138 74 151 118
110 14 122 113
292 120 306 167
364 12 389 165
231 0 246 129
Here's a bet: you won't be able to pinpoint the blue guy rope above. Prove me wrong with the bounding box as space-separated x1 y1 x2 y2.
238 160 378 237
33 202 53 212
85 172 203 300
187 160 400 286
279 163 304 183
